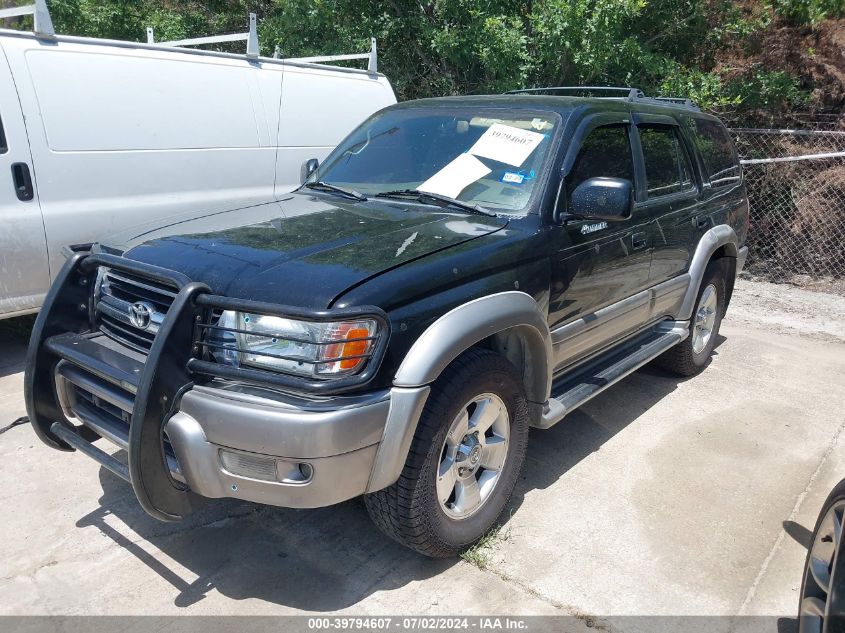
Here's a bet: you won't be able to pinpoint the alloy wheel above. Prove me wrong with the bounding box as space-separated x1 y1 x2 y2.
437 393 510 520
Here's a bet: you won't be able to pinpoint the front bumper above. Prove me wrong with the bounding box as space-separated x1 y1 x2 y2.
26 251 427 520
165 384 389 508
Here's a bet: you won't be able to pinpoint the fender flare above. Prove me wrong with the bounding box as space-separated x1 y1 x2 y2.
366 291 552 493
678 225 739 321
393 290 553 402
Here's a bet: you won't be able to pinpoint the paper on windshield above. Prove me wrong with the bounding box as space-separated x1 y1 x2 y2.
418 153 491 199
469 123 545 167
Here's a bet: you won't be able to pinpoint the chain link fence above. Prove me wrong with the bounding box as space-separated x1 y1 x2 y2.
730 126 845 293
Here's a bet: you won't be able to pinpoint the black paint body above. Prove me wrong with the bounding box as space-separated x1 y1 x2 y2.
98 95 749 392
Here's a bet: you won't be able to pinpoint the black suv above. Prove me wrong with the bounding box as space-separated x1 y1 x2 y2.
26 87 749 557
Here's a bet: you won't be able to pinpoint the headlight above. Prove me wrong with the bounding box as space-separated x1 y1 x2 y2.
210 310 379 378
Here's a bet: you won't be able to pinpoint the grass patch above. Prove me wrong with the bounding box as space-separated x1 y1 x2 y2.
460 524 511 569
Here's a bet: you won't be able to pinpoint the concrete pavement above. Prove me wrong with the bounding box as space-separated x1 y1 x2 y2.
1 280 844 625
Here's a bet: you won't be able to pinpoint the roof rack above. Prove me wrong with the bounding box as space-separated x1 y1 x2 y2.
506 86 700 111
0 4 378 73
146 14 377 71
506 86 645 100
147 13 260 58
0 0 54 37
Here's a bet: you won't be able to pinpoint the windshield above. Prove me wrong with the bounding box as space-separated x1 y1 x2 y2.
311 108 559 214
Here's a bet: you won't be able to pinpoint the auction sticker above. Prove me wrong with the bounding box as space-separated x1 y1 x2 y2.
469 123 544 167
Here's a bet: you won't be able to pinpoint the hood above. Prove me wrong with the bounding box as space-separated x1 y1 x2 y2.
109 192 508 308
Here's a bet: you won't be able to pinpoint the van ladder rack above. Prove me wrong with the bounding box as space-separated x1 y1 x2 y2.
0 0 54 37
506 86 700 111
2 3 378 73
147 13 259 58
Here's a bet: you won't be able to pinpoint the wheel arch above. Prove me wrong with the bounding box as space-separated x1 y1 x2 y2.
678 225 739 321
367 292 552 494
393 291 552 405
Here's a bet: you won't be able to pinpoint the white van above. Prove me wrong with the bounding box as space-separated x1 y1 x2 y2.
0 5 396 319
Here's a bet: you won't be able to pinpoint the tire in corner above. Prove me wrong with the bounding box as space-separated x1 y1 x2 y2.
655 260 726 377
799 477 845 633
364 348 529 558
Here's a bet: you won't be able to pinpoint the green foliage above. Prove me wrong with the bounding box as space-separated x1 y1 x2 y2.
728 69 810 109
766 0 845 25
40 0 811 112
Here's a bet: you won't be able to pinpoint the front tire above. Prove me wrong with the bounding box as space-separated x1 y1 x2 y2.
364 348 529 558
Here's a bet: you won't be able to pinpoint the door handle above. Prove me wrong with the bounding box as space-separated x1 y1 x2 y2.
632 232 647 250
11 163 33 201
694 215 711 229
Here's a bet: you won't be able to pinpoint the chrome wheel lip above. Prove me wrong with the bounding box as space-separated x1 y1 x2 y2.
692 284 718 355
437 392 509 521
800 500 845 633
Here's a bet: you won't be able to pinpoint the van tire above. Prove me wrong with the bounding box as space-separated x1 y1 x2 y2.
364 348 528 558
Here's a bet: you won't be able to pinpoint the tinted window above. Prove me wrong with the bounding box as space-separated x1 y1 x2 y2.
688 118 741 186
638 125 694 197
0 116 6 154
567 125 633 203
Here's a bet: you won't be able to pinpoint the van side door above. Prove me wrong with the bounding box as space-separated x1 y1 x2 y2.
548 117 654 372
0 44 49 317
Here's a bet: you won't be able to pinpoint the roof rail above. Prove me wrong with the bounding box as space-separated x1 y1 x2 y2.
506 85 701 111
0 0 54 37
506 86 645 101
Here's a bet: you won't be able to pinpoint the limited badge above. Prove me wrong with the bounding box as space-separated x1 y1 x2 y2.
580 221 608 235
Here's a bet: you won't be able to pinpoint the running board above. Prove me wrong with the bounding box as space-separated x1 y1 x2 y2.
536 321 689 429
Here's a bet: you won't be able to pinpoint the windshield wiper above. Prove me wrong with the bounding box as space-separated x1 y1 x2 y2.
375 189 496 217
303 181 368 201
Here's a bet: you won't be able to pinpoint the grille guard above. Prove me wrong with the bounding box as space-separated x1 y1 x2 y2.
24 251 390 522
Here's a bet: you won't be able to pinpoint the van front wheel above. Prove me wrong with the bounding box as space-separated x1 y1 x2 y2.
364 348 529 558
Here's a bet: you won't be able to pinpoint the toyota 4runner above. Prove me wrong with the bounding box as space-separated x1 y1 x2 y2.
26 87 749 557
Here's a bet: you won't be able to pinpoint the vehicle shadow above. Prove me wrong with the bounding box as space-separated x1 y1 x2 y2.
0 316 32 379
75 333 727 612
511 334 727 499
79 465 453 611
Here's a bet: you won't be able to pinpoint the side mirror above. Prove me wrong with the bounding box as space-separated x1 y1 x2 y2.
300 158 319 185
567 177 633 221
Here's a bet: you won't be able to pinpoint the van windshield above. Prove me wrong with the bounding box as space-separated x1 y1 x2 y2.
311 108 559 214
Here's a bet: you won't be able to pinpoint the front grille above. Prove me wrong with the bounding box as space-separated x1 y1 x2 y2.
95 268 178 353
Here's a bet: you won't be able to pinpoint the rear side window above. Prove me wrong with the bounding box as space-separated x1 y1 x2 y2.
638 125 694 198
567 125 634 202
688 118 741 187
0 116 6 153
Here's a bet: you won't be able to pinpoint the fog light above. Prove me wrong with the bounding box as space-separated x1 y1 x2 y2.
219 449 277 482
277 460 313 484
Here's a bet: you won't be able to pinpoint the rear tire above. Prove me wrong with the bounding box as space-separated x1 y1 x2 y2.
655 261 726 377
364 348 529 558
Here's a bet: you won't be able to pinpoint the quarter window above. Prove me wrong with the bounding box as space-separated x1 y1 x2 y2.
0 116 6 154
687 118 741 187
638 125 694 198
566 124 633 204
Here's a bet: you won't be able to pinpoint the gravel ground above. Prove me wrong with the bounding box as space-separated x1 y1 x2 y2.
729 278 845 343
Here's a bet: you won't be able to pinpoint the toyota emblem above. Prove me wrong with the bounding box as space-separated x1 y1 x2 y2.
129 301 155 330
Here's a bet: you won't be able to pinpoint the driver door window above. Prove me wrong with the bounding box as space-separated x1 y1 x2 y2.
566 124 633 206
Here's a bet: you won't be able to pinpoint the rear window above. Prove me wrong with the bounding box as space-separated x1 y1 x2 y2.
687 118 741 187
